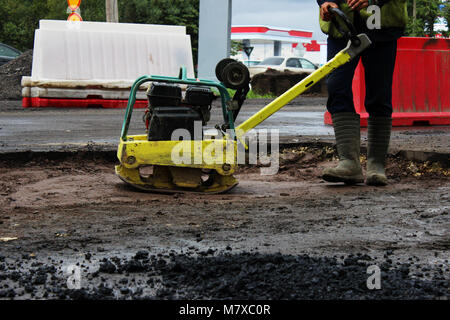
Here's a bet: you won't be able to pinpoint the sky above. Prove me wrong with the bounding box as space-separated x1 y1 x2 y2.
232 0 326 41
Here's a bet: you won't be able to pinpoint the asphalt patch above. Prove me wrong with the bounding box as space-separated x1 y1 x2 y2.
0 251 447 300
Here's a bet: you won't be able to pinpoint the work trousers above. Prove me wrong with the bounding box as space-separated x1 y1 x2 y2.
326 36 398 117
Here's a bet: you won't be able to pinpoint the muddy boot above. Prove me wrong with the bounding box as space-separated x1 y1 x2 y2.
366 117 392 186
322 113 364 185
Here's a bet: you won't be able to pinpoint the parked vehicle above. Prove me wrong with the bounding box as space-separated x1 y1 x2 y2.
0 43 21 66
240 60 261 67
248 56 317 78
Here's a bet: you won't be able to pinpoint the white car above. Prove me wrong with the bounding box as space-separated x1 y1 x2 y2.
248 56 318 78
0 43 21 66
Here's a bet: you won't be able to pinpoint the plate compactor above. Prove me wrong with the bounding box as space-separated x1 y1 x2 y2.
116 8 372 194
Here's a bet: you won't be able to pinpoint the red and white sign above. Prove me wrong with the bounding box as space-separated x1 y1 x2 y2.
231 25 313 43
67 0 82 11
67 12 83 22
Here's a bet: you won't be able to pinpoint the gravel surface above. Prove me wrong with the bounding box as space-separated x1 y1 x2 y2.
0 251 448 300
0 51 32 100
251 69 325 96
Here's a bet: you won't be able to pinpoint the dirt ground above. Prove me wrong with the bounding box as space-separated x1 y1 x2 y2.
251 69 326 96
1 46 448 301
0 50 33 101
0 147 448 299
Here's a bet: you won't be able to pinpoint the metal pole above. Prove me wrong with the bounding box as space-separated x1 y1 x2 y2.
198 0 232 80
106 0 119 23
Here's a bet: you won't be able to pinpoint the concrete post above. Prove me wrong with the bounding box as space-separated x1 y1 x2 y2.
106 0 119 23
198 0 232 80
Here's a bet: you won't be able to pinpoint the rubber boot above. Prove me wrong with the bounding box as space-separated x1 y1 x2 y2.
365 117 392 186
322 113 364 185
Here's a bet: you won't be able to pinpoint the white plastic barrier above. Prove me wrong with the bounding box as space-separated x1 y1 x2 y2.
39 20 186 35
23 20 195 104
31 20 194 81
22 85 149 100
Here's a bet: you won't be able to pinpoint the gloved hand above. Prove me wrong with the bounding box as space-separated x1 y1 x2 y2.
320 2 339 21
347 0 369 10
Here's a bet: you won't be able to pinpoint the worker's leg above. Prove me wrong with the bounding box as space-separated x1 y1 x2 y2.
326 37 360 114
361 40 398 186
362 40 397 117
322 37 363 185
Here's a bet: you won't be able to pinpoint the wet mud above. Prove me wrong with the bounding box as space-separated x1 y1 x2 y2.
0 147 448 299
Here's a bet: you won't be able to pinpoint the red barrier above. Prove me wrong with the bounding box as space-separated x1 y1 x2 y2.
22 97 148 109
325 37 450 126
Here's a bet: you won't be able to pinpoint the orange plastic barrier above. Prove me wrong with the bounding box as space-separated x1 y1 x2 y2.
325 37 450 126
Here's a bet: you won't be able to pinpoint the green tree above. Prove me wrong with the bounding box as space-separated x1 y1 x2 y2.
442 1 450 35
119 0 199 64
406 0 443 37
0 0 199 62
46 0 105 23
0 0 48 51
230 40 243 57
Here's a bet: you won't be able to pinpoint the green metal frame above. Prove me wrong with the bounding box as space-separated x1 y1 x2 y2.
121 67 235 141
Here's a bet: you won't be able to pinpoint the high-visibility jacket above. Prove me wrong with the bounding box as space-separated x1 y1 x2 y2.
318 0 408 38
